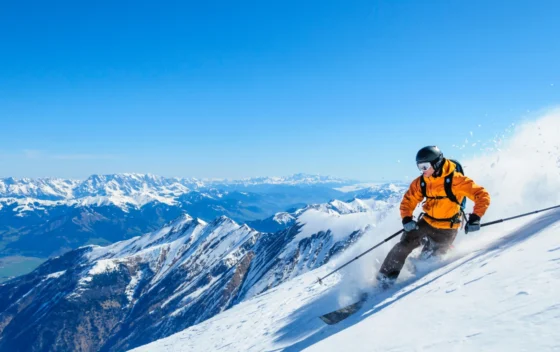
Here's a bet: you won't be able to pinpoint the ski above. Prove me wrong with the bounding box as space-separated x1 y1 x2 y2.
318 244 484 326
319 292 369 325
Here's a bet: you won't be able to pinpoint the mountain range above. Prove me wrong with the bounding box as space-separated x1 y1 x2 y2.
0 173 357 203
0 173 405 280
0 193 402 351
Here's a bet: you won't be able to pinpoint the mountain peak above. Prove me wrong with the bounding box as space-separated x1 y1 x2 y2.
213 215 238 226
171 213 194 224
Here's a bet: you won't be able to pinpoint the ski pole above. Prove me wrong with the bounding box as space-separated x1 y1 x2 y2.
316 204 560 285
317 229 404 285
480 204 560 228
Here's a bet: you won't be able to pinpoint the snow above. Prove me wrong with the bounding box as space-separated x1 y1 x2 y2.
0 197 62 215
295 210 372 243
164 275 220 311
67 259 122 299
292 199 392 244
88 259 120 275
0 177 78 200
65 213 261 310
129 109 560 351
125 269 144 304
0 173 355 203
0 172 365 215
173 217 257 273
218 173 353 186
45 271 66 279
84 214 203 262
130 209 560 352
333 183 381 192
310 215 560 352
273 212 296 225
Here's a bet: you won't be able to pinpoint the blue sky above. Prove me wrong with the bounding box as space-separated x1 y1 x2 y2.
1 0 559 181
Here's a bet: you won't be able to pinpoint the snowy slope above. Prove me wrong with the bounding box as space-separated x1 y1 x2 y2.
308 212 560 352
130 109 560 351
130 209 560 352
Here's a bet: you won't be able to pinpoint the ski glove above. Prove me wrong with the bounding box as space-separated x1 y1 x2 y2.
465 214 481 233
402 216 419 232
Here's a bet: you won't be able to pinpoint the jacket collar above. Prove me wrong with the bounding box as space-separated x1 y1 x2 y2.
428 159 455 179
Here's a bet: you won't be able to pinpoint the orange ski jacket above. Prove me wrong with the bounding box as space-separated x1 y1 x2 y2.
400 159 491 229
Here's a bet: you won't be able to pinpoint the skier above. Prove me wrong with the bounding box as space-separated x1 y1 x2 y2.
376 146 491 288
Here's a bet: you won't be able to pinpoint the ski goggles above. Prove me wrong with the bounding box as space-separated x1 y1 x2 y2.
417 162 432 172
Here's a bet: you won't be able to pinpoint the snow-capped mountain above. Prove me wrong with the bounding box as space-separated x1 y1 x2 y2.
214 173 358 187
353 182 408 201
0 175 358 260
0 174 200 207
237 197 398 300
0 177 79 200
0 173 356 205
72 174 194 205
247 183 407 233
0 195 398 351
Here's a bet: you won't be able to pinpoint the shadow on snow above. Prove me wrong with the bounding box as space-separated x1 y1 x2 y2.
271 208 560 352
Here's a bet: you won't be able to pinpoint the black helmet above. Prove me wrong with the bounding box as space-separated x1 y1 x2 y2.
416 146 444 170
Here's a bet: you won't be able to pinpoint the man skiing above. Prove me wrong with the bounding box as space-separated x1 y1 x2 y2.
376 146 491 288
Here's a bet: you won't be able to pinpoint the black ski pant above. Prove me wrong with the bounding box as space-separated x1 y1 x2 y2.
378 219 458 280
